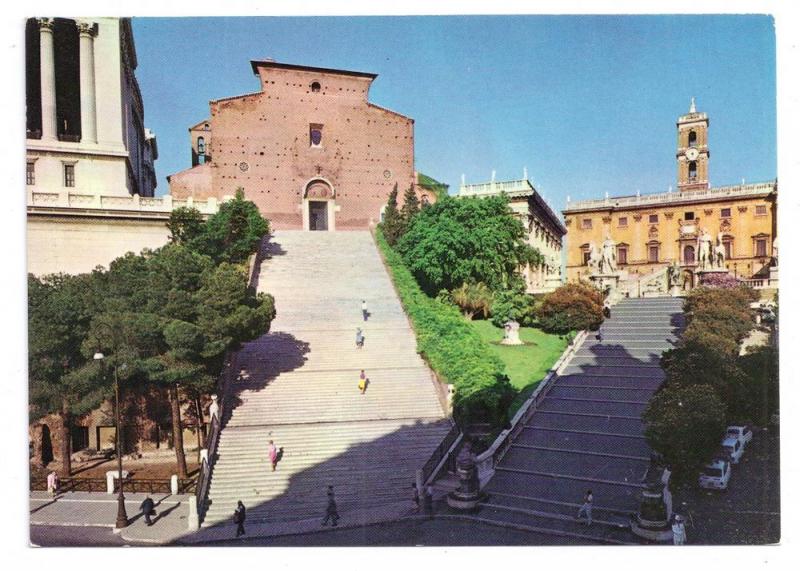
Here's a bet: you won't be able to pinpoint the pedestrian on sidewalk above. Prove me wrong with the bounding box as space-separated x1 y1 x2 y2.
361 300 369 322
234 500 246 537
672 514 687 545
46 470 59 497
267 439 278 472
411 483 420 511
321 485 339 527
355 327 364 349
140 495 156 527
423 485 433 518
576 490 593 526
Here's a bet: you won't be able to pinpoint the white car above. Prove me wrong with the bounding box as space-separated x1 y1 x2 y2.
721 436 745 464
698 459 732 490
726 425 754 446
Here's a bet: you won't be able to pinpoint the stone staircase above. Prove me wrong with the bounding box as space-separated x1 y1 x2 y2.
202 231 452 526
476 297 684 544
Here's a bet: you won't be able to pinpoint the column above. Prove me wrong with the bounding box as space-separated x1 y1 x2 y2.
77 21 98 143
37 18 57 142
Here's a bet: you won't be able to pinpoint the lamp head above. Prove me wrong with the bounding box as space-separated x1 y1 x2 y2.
93 352 104 361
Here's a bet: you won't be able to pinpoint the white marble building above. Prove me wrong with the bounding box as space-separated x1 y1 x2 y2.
25 17 158 199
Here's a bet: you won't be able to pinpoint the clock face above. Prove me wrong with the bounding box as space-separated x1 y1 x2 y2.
685 147 699 161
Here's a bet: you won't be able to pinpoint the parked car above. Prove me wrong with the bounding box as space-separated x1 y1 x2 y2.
698 459 732 490
726 424 754 446
721 436 745 464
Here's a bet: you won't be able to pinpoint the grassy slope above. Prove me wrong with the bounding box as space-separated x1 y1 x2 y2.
469 320 568 413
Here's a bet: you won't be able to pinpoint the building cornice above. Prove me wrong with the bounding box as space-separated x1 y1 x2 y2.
250 60 377 80
563 181 777 215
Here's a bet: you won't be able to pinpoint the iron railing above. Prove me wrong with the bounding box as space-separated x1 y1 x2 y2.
420 422 462 485
30 477 195 494
195 351 238 523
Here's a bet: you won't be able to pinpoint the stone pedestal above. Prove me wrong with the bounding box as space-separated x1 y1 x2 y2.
105 470 130 494
500 321 523 345
695 268 730 286
447 452 482 510
631 484 673 542
187 496 199 531
670 285 681 297
170 474 179 495
590 272 622 303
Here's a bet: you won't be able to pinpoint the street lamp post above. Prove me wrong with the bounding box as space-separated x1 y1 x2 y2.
93 327 128 529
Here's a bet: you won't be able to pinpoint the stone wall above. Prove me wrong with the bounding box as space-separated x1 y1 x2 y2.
27 214 172 276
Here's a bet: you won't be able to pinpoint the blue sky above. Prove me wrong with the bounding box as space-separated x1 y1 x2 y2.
132 15 776 209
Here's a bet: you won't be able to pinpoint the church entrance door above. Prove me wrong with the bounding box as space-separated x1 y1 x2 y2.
309 201 328 231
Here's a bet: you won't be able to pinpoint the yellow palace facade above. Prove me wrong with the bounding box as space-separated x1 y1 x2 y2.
562 101 777 288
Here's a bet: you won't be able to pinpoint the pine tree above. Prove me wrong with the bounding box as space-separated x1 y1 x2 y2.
400 184 421 231
381 184 404 246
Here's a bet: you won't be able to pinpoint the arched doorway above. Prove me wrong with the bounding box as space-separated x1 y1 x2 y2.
303 178 336 231
683 245 696 265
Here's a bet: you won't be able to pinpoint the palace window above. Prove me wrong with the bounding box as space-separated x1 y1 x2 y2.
684 211 695 221
197 136 205 155
309 124 323 147
720 207 731 218
755 238 767 258
618 216 628 227
581 218 592 230
582 251 591 266
683 245 695 264
26 161 35 185
617 246 628 265
723 238 733 260
688 161 697 180
688 130 697 148
648 245 659 263
64 163 75 187
648 214 658 224
755 205 768 216
311 81 321 93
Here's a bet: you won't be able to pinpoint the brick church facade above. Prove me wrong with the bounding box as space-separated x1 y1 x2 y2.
168 60 430 230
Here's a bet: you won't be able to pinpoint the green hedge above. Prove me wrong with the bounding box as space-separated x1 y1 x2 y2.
375 228 514 428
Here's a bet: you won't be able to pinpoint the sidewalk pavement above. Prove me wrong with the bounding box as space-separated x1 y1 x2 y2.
29 487 451 545
30 491 191 544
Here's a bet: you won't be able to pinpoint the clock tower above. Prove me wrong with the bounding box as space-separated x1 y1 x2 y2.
676 97 710 192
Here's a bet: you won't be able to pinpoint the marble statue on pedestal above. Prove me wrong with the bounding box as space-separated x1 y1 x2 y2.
667 260 681 289
587 242 601 275
713 232 727 269
697 228 713 270
599 234 617 274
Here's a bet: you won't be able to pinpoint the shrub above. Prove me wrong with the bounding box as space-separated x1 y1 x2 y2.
451 282 493 320
535 283 604 334
697 272 744 289
643 384 727 483
376 228 514 428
